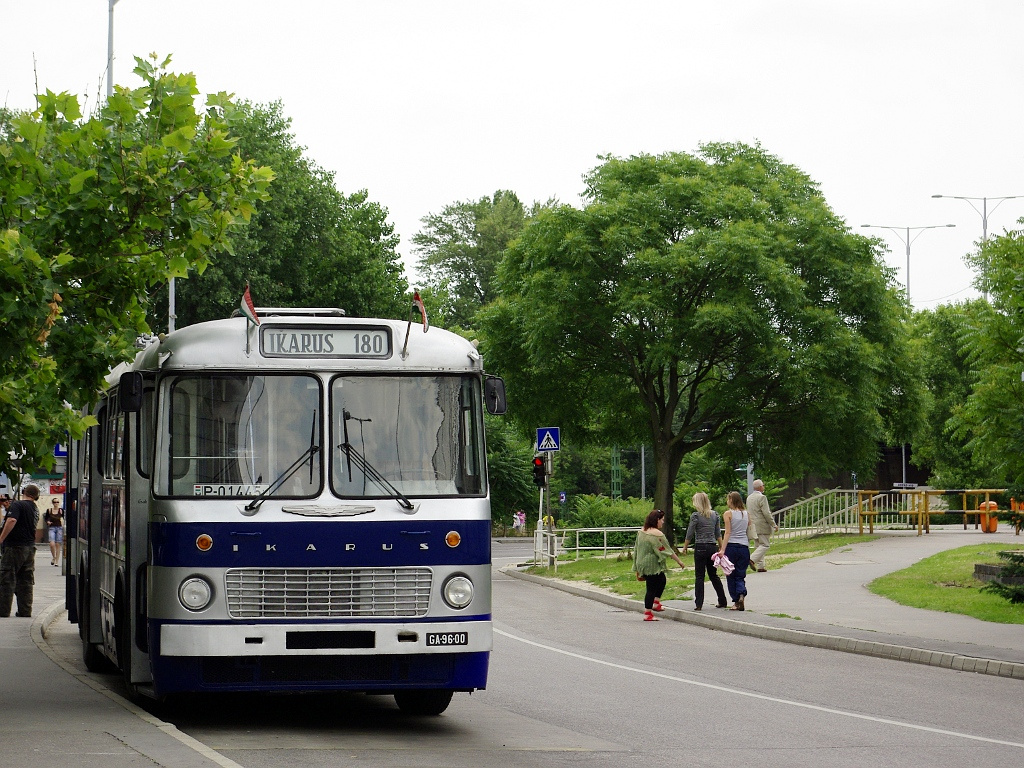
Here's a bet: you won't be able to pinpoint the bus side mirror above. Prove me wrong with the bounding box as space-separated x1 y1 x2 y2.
484 376 507 415
119 372 144 413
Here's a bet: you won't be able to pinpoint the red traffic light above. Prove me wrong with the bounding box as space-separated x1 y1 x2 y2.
532 455 547 487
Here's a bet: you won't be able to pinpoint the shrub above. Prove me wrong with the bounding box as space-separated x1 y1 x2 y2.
982 550 1024 604
563 495 649 547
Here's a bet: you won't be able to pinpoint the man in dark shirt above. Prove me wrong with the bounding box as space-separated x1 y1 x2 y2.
0 484 40 617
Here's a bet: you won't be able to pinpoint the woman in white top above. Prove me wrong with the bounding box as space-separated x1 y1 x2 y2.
718 490 751 611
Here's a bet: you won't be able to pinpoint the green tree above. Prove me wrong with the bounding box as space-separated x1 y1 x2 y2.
955 228 1024 486
479 144 918 541
0 55 271 477
909 301 996 487
412 190 528 328
483 416 536 529
152 100 407 328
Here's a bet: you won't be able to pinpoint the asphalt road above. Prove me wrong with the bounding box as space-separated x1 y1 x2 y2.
43 540 1024 768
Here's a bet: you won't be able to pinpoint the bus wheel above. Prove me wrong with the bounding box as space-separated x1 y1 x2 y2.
79 579 106 673
393 689 454 716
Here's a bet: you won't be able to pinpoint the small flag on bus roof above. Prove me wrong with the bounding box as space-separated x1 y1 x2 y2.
412 290 429 332
240 283 260 326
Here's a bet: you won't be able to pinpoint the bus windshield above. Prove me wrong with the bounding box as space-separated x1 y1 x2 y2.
156 374 322 498
331 375 485 498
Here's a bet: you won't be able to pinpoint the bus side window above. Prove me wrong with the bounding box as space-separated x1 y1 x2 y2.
79 426 92 541
114 412 125 480
96 403 107 478
171 388 192 481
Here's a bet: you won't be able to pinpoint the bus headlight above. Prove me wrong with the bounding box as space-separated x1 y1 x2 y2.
442 575 473 609
179 577 213 611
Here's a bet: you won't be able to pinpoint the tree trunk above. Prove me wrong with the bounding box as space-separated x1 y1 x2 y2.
652 446 684 546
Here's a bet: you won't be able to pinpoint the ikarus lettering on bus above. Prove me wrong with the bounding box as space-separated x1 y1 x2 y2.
260 325 391 359
262 331 336 355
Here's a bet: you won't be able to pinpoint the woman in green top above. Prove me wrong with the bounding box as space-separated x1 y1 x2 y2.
633 509 685 621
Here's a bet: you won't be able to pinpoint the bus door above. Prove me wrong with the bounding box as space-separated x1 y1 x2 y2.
118 372 154 689
77 401 104 669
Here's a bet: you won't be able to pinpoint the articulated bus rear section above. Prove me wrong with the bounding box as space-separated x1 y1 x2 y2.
68 309 507 715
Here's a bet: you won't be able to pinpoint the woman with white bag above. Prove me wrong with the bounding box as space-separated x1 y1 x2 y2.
718 491 751 610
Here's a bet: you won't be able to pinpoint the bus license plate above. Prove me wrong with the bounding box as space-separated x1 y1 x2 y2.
426 632 468 647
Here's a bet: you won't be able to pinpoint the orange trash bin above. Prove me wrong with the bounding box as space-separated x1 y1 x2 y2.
979 500 999 533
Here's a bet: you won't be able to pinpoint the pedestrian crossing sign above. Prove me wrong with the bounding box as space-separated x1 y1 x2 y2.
536 427 560 452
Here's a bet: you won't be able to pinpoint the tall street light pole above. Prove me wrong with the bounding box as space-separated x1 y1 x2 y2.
860 223 956 307
932 194 1024 302
861 222 955 486
108 1 175 332
107 0 122 99
932 194 1024 243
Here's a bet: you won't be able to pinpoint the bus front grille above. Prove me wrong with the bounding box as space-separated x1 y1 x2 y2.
225 567 433 618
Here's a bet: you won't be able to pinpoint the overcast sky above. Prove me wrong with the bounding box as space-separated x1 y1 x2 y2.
4 1 1023 309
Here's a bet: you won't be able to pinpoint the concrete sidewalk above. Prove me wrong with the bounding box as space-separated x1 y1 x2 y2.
506 526 1024 679
0 545 239 768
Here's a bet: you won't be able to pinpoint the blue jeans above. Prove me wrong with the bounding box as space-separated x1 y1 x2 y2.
724 542 750 603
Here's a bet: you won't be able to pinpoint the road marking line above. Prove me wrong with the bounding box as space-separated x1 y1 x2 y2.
495 628 1024 750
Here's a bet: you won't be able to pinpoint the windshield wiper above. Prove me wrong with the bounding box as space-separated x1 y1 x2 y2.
242 411 319 515
341 409 414 511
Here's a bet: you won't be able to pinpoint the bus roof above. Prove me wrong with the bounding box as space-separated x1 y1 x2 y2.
112 313 484 379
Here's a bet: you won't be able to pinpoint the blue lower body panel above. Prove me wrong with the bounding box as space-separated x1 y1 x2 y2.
149 647 489 697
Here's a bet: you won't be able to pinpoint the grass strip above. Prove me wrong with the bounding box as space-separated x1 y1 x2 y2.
868 543 1024 624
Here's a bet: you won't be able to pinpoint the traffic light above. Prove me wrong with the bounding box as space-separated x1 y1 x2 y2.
532 455 547 487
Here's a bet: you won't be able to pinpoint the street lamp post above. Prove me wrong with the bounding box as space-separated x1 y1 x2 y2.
860 223 956 306
107 2 176 331
932 194 1024 302
932 194 1024 243
861 222 955 486
106 0 121 99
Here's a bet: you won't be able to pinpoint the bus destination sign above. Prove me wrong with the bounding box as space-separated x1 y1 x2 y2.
261 325 392 359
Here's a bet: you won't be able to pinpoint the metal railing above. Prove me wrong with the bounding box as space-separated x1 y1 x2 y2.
532 490 928 568
532 526 639 571
770 489 925 536
772 488 916 538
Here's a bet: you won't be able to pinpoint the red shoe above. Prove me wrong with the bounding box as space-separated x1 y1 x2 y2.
643 610 658 621
652 600 665 612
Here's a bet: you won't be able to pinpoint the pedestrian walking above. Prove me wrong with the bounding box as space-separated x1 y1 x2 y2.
633 508 686 621
718 490 751 611
747 479 777 572
0 484 41 618
45 498 64 566
681 492 728 611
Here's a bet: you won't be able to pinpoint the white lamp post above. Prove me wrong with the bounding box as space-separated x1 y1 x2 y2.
107 1 176 332
861 222 955 486
932 194 1024 302
860 223 956 306
107 0 122 99
932 194 1024 243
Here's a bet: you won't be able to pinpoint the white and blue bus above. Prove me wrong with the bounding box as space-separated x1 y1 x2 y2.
66 307 505 714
